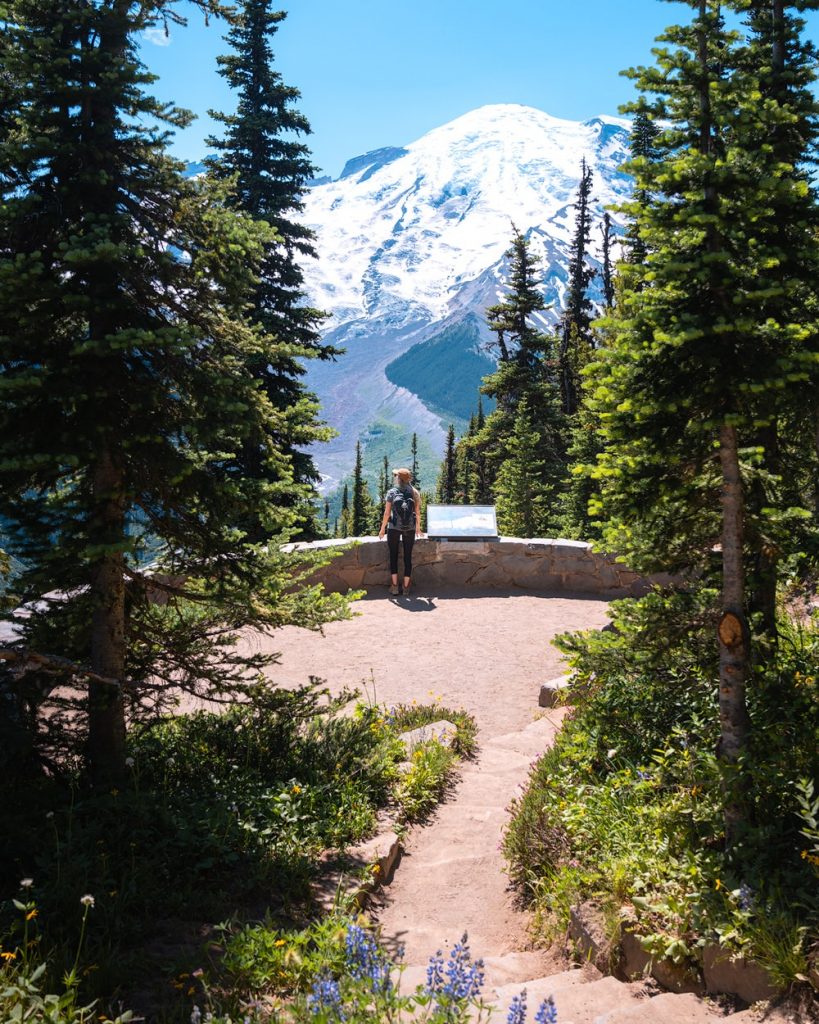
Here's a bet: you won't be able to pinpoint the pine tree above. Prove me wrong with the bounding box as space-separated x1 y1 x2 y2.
350 442 373 536
493 398 551 538
207 0 337 533
559 160 596 416
436 425 458 503
0 0 347 778
410 433 420 488
589 0 819 842
623 107 660 266
600 212 615 309
478 230 567 522
338 484 350 538
380 455 391 502
470 397 493 503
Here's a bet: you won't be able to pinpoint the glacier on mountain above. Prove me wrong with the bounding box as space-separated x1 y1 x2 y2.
296 103 633 491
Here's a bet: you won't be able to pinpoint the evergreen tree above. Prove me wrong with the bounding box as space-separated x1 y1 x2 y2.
478 229 567 520
207 0 338 533
559 160 596 415
436 425 458 503
470 397 493 503
457 413 477 503
494 398 552 538
589 0 819 842
350 441 373 536
338 484 350 538
380 455 390 502
0 0 346 778
600 212 615 309
623 107 660 266
410 433 420 488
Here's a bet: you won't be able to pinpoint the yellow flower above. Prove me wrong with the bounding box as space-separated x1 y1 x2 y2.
291 784 302 795
25 909 37 921
715 878 722 891
274 939 287 948
371 864 381 875
1 951 16 961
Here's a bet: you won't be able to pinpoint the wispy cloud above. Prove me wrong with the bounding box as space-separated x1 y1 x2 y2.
143 26 172 47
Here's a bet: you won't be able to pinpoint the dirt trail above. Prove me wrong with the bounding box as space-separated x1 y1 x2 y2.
258 587 611 978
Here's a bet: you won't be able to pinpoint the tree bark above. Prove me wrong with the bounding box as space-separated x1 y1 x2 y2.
717 424 751 846
87 449 127 780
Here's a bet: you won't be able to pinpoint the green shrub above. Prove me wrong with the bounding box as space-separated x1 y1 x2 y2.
388 702 478 757
504 588 819 985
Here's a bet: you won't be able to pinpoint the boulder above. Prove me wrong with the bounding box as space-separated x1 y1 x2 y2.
398 719 457 753
703 944 778 1005
538 675 571 707
567 902 615 973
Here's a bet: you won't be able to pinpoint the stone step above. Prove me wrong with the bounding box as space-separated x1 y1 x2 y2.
489 974 727 1024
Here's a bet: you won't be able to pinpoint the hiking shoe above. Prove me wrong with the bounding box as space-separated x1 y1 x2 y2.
389 583 399 595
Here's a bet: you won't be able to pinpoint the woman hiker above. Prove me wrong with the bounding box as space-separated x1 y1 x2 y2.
378 467 423 595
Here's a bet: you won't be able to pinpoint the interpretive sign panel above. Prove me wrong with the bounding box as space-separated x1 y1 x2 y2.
426 504 498 539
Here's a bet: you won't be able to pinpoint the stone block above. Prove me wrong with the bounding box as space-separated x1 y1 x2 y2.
618 929 651 981
467 561 515 588
651 957 704 996
398 719 456 753
538 675 571 707
703 944 778 1004
348 831 403 886
567 902 615 973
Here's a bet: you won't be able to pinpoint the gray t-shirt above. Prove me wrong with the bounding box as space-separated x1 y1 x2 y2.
386 485 417 531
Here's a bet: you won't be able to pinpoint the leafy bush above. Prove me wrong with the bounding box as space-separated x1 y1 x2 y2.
389 702 478 758
504 589 819 985
394 740 458 823
206 917 558 1023
1 692 476 1015
0 889 130 1024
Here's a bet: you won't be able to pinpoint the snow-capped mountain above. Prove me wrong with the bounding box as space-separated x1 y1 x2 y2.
300 103 633 491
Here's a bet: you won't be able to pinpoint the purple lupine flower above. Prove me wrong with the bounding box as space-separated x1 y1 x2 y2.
426 949 445 993
534 995 558 1023
307 975 345 1019
442 933 485 1000
345 924 391 994
737 883 755 912
507 989 527 1024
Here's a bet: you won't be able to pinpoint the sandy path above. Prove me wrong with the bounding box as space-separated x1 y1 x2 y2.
255 586 611 978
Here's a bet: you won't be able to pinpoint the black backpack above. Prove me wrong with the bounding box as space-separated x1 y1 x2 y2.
391 488 415 530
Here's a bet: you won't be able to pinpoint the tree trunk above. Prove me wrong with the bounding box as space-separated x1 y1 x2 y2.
88 449 127 780
717 424 751 846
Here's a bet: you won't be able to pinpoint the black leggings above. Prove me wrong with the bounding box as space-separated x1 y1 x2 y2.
387 528 415 578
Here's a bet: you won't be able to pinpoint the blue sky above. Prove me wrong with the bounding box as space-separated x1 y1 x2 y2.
142 0 819 178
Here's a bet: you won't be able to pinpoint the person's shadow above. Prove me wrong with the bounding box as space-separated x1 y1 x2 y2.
389 595 436 611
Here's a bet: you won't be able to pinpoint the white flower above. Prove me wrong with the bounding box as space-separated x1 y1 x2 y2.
190 1006 202 1024
80 894 95 908
46 812 54 820
607 748 618 759
125 757 135 768
20 878 33 889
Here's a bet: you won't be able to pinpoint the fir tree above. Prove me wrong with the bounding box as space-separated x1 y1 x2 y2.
338 484 350 539
589 0 819 842
350 441 373 536
559 160 596 416
207 0 338 532
600 212 615 309
493 398 551 537
410 433 420 488
478 229 567 519
470 397 493 503
0 0 347 778
623 107 660 266
436 425 458 503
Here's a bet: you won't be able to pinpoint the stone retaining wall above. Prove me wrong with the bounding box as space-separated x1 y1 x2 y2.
290 536 668 597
